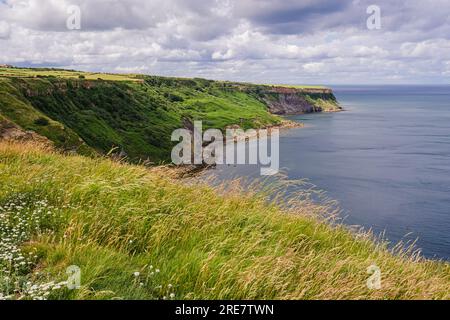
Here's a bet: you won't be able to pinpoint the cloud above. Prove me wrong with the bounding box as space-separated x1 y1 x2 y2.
0 21 10 39
233 0 355 34
0 0 449 84
303 62 325 73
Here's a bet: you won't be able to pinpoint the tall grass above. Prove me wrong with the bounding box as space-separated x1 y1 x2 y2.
0 141 449 300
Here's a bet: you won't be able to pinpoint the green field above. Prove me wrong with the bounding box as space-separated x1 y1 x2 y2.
0 67 141 82
0 141 448 300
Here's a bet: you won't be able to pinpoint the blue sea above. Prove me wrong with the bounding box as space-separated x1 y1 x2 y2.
205 85 450 261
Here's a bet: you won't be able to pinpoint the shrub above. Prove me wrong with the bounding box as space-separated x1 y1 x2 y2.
33 117 49 126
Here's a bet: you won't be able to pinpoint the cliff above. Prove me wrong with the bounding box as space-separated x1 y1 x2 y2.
0 68 340 161
231 84 341 115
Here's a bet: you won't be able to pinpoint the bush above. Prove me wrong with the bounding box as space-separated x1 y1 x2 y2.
34 117 49 126
164 92 184 102
78 75 85 79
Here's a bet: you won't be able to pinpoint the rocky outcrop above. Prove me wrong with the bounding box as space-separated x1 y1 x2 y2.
0 117 52 145
229 84 341 115
258 87 341 115
21 79 107 97
263 91 318 114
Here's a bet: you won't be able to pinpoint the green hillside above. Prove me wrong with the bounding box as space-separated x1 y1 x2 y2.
0 68 339 162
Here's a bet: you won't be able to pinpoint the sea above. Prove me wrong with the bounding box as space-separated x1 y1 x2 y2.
203 85 450 261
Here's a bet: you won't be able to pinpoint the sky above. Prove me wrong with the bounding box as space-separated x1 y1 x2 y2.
0 0 449 85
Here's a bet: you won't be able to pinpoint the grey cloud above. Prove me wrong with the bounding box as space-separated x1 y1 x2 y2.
1 0 168 31
234 0 353 34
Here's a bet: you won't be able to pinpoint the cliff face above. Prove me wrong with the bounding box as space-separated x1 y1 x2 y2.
228 83 341 115
257 87 341 115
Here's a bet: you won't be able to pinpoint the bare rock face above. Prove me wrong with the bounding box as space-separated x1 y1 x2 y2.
0 118 52 145
259 87 340 115
21 79 105 98
231 84 341 115
263 92 318 115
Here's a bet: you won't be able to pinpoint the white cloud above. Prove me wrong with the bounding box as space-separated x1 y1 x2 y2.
303 62 325 73
352 45 389 58
212 49 234 60
400 40 450 59
0 21 10 39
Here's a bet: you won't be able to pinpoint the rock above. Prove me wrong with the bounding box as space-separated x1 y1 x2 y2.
0 118 52 146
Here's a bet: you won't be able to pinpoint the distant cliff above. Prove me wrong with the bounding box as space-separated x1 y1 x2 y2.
233 84 341 115
0 68 340 161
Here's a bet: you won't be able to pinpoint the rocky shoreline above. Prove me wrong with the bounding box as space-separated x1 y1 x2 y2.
225 119 304 143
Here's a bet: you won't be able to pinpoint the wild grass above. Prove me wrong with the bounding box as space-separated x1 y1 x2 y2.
0 141 449 300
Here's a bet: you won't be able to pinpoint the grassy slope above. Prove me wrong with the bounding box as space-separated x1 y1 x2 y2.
0 78 94 155
1 142 448 300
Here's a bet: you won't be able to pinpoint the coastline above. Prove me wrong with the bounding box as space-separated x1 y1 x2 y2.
225 119 304 143
226 103 344 144
174 105 343 177
172 119 305 177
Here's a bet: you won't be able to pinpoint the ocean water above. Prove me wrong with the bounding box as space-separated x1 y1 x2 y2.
205 85 450 261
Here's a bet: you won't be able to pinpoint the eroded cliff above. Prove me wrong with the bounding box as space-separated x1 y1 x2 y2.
255 87 340 115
